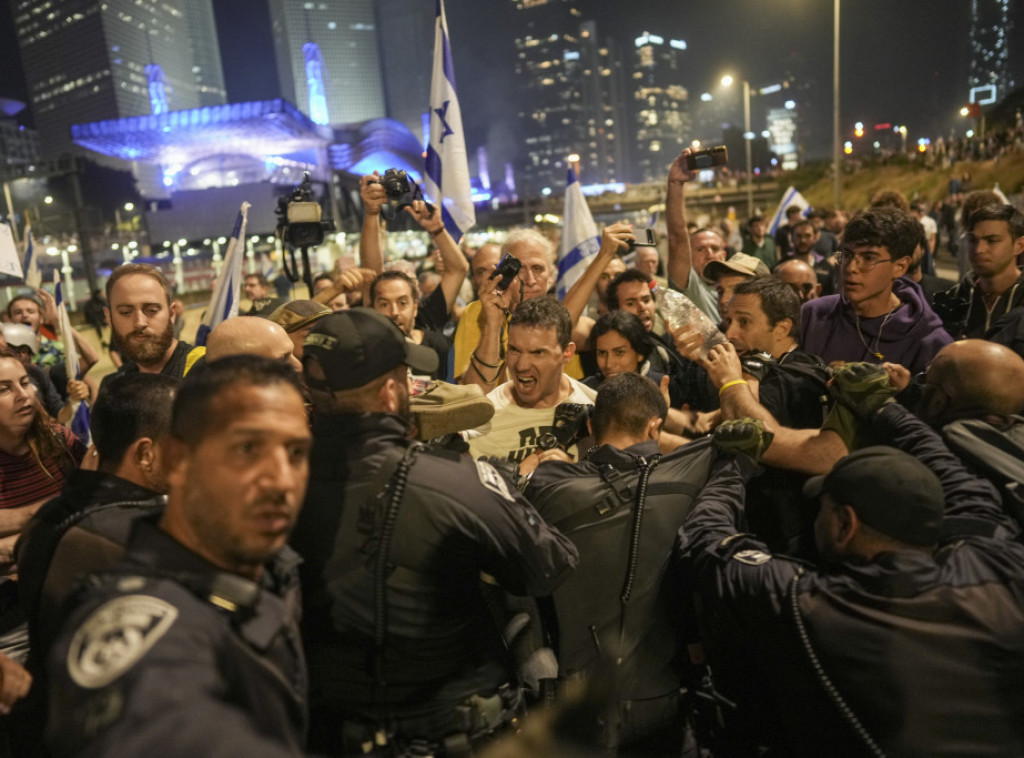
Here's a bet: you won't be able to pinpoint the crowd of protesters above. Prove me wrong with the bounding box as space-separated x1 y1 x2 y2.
0 145 1022 757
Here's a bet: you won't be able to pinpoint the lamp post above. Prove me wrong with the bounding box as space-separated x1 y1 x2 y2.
721 75 754 218
832 0 841 209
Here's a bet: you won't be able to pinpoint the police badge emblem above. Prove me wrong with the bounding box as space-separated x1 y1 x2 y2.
67 595 178 689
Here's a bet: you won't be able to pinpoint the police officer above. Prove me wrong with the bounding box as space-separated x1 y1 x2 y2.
524 373 715 754
678 367 1024 757
46 356 313 756
293 309 579 756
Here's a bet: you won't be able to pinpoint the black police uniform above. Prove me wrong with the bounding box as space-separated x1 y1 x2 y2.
18 470 165 672
678 403 1024 757
525 437 715 752
47 517 308 757
292 413 578 755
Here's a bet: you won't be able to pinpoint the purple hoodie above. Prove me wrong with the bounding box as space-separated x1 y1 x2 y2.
800 278 952 374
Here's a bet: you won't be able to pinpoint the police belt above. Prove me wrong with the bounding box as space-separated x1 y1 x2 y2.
340 684 522 757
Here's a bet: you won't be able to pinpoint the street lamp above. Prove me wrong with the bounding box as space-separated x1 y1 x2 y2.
721 75 754 217
833 0 841 209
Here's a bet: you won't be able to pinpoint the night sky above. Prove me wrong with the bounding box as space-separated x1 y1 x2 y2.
0 0 994 157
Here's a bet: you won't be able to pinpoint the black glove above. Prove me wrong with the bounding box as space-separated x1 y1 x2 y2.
713 418 774 463
830 362 895 418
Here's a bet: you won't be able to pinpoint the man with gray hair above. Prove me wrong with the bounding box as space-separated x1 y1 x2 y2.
454 228 570 389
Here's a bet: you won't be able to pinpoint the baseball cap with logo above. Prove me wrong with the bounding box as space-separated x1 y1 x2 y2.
703 252 771 281
302 309 438 391
803 446 945 546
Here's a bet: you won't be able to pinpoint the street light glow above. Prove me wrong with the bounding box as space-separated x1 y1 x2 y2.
43 196 53 204
721 75 734 87
123 202 134 212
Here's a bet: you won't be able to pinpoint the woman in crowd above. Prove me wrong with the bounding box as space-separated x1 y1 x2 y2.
0 348 85 565
582 310 663 390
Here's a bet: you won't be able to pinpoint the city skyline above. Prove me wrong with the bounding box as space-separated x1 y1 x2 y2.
1 0 1019 180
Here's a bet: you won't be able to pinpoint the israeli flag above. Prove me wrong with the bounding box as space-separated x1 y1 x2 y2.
423 0 475 241
556 168 601 300
767 186 810 236
23 224 41 288
54 271 91 443
195 202 250 347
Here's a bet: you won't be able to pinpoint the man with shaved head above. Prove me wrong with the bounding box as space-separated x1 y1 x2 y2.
774 258 821 304
916 339 1024 426
205 317 301 371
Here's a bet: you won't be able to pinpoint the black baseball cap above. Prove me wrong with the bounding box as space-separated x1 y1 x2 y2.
803 446 944 546
302 309 438 391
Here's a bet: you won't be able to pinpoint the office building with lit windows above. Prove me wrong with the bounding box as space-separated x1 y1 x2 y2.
268 0 386 126
10 0 226 157
968 0 1015 104
512 0 627 194
631 32 689 183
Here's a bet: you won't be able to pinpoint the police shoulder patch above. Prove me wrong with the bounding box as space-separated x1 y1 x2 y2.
475 460 514 502
67 594 178 689
732 549 772 566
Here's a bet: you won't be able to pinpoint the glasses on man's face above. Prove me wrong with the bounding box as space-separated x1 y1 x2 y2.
839 249 894 271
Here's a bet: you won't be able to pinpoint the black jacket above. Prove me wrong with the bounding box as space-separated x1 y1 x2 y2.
17 471 164 674
293 413 578 733
679 403 1024 757
526 439 715 699
46 517 308 756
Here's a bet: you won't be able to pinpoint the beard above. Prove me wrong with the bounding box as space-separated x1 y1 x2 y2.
114 318 174 367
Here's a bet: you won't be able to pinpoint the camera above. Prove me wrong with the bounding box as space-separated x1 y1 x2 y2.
489 253 522 292
382 168 412 201
536 402 592 452
686 146 729 171
376 167 435 222
275 172 335 248
628 228 657 253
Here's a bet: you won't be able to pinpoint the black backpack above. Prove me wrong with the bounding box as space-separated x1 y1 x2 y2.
943 415 1024 532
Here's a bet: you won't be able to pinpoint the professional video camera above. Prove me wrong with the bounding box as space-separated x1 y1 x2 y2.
377 168 435 222
536 402 592 452
275 172 335 248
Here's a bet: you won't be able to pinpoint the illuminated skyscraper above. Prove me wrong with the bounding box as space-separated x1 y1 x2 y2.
631 32 689 183
511 0 626 194
269 0 386 126
968 0 1015 103
10 0 226 156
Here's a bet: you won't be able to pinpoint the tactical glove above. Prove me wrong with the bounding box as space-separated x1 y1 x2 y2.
830 362 895 418
713 418 774 463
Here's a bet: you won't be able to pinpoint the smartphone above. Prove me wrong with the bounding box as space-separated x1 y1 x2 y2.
686 146 729 171
628 228 657 253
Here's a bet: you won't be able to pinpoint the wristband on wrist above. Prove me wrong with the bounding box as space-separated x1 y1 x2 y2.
718 379 749 397
471 351 500 370
429 227 445 238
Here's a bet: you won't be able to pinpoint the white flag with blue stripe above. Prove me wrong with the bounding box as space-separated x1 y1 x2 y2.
53 271 91 443
556 168 601 300
23 224 41 288
767 186 810 237
195 202 250 347
423 0 475 241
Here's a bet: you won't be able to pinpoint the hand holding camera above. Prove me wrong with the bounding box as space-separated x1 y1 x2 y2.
359 172 387 215
374 168 435 222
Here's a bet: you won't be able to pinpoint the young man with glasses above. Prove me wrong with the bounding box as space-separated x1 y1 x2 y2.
800 206 952 374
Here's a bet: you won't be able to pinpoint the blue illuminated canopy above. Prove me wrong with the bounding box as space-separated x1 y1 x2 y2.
70 99 332 165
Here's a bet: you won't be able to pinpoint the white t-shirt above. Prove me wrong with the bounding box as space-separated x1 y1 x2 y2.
465 378 596 464
920 215 937 249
